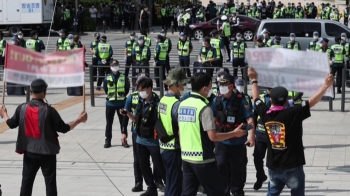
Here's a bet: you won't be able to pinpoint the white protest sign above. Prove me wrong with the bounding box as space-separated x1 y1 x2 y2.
246 48 333 97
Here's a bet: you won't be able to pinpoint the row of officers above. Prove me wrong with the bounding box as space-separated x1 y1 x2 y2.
101 58 304 196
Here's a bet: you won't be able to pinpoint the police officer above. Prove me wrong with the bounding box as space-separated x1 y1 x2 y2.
218 15 231 61
35 36 46 53
255 35 265 48
263 29 273 47
154 35 168 91
212 72 254 196
177 32 193 77
179 72 247 196
89 32 100 82
0 79 87 196
141 30 152 48
319 39 335 96
158 68 190 196
95 35 113 90
271 36 283 48
210 30 226 68
235 77 252 107
65 34 79 50
103 60 130 148
10 36 20 46
125 32 137 77
25 31 41 52
177 9 185 33
121 78 166 196
55 29 70 52
183 9 191 39
273 5 282 18
307 31 321 51
285 33 301 50
132 35 151 86
198 36 217 78
17 31 26 48
331 36 346 94
160 30 172 75
231 33 247 79
341 33 350 87
161 5 168 30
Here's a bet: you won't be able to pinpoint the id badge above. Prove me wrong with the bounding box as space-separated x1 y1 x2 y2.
227 116 235 123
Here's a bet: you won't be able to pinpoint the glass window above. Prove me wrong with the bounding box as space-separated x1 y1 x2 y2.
291 22 321 37
325 23 350 38
262 23 291 37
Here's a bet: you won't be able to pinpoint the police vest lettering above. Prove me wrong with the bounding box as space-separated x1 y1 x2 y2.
179 93 212 162
126 40 135 56
57 38 70 51
287 41 300 50
210 38 221 59
135 97 159 138
106 74 126 101
98 43 111 59
135 46 149 62
215 94 246 133
178 40 190 56
331 44 344 64
233 42 246 58
26 39 37 51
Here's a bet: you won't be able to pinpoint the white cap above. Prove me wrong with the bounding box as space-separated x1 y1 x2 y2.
221 15 228 20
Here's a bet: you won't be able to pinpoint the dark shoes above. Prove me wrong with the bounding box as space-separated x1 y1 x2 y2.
122 141 130 148
337 88 342 94
104 141 111 148
96 86 101 91
253 175 268 190
132 182 143 192
140 188 158 196
156 182 165 192
232 191 245 196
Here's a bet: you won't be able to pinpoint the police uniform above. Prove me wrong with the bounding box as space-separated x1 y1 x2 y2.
212 74 253 196
210 34 225 68
183 10 191 39
331 40 346 93
154 37 168 91
199 45 217 78
221 20 231 61
90 37 99 81
308 39 321 51
178 34 193 77
132 39 151 85
231 39 247 79
285 41 301 50
161 32 172 75
95 38 113 89
341 39 350 86
161 6 168 30
56 37 70 51
125 36 136 77
25 38 41 52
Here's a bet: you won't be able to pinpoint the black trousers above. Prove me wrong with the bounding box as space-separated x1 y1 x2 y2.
222 37 230 60
129 17 136 30
232 59 246 79
105 105 126 142
161 17 168 30
179 58 191 77
331 66 343 89
161 149 183 196
20 151 57 196
137 144 166 191
165 55 171 74
132 62 150 86
203 63 214 79
132 133 143 185
182 160 224 196
125 56 133 77
253 131 268 181
178 26 184 34
97 66 109 87
155 64 168 90
141 21 149 31
92 58 98 81
215 142 247 195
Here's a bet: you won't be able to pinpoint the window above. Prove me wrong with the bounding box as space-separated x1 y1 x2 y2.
291 22 321 37
262 23 291 37
325 23 350 38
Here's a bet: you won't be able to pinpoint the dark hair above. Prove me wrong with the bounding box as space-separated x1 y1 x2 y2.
137 78 153 89
203 36 210 43
191 72 211 92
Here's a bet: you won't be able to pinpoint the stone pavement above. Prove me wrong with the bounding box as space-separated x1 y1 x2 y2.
0 82 350 196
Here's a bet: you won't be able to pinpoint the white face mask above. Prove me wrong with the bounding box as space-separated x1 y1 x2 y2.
290 37 295 41
207 89 213 97
179 86 187 96
69 40 74 44
236 36 242 40
217 77 221 82
161 33 165 37
18 35 23 39
180 36 184 40
110 66 119 72
219 86 229 95
59 33 62 36
130 36 135 40
236 85 244 92
138 40 144 45
313 36 318 40
11 41 15 45
139 91 149 99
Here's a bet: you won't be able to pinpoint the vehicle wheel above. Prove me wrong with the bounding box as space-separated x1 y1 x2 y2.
243 30 254 41
9 26 21 36
193 29 204 40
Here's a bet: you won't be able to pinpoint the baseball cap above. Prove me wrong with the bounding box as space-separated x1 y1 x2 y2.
31 79 48 94
30 30 38 36
218 72 235 83
257 35 264 42
110 60 119 66
270 86 288 105
157 34 164 40
216 68 229 77
180 32 187 37
274 35 281 41
136 73 148 84
100 35 107 41
163 68 190 86
235 77 246 86
138 35 144 40
321 37 329 43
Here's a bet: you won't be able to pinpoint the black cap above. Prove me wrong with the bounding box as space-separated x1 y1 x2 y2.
218 72 235 83
270 86 288 105
100 35 107 41
160 29 167 34
130 32 136 36
61 29 67 34
321 37 329 43
335 36 341 42
31 79 48 94
157 34 164 41
275 35 281 41
30 30 38 36
257 35 264 42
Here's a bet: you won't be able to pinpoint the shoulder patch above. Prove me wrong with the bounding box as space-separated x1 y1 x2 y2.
302 101 306 107
256 100 262 105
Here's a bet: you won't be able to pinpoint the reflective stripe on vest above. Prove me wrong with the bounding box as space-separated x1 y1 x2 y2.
106 74 126 101
210 38 221 59
178 40 190 56
309 41 321 51
331 44 344 64
26 39 36 51
271 44 283 48
135 46 149 62
57 38 70 51
159 96 179 150
233 42 245 58
287 41 299 50
98 43 111 59
126 40 135 56
154 43 167 61
223 22 231 37
200 47 214 62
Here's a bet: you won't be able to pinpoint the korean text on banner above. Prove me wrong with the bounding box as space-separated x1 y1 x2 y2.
246 48 333 97
4 44 85 88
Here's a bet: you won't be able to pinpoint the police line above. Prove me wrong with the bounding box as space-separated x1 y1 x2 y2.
246 48 334 97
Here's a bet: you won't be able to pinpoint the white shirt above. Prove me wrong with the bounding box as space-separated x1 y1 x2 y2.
89 7 97 18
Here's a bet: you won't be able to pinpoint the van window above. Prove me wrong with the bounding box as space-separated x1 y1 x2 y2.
325 23 350 37
291 22 321 37
262 22 291 37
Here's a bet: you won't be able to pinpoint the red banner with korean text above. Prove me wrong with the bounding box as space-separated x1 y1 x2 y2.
4 44 85 88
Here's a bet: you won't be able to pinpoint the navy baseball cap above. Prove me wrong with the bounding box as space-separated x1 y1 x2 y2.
321 38 329 43
274 35 281 41
218 72 235 83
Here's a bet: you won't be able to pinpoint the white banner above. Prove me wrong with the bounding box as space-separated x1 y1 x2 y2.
246 48 333 97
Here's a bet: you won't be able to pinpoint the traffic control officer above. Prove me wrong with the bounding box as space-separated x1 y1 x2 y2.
25 30 41 52
177 32 193 77
255 35 265 48
340 33 350 87
154 34 168 91
318 37 335 67
121 77 166 196
55 29 70 52
125 32 137 77
158 68 190 196
217 15 231 61
103 60 130 148
263 29 273 47
179 72 247 196
89 32 100 82
285 33 301 50
198 36 217 78
210 30 226 68
132 35 151 86
95 35 113 90
160 30 172 74
271 36 283 48
0 79 87 196
231 33 247 79
307 31 321 51
212 72 255 196
331 36 346 94
141 30 152 48
183 9 191 40
0 31 6 66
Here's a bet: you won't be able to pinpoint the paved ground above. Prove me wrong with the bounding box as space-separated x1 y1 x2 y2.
0 33 350 196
